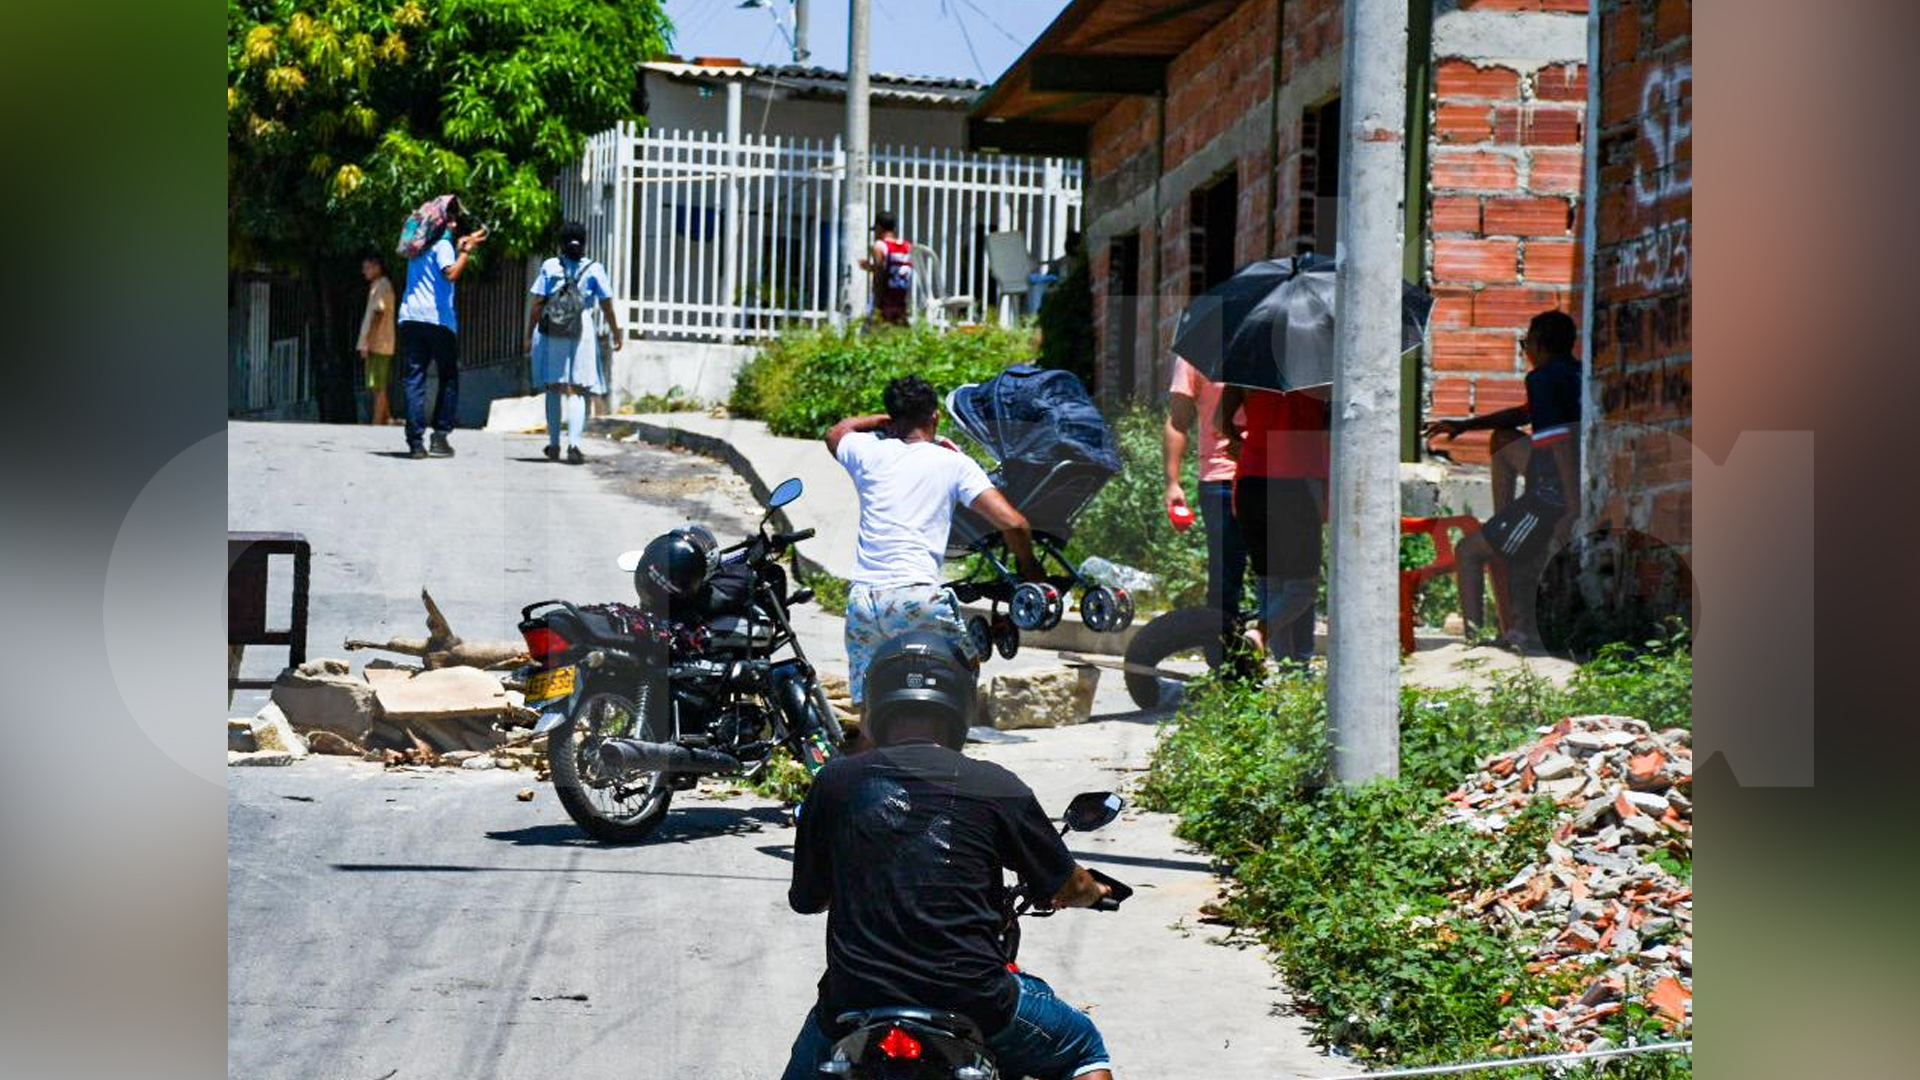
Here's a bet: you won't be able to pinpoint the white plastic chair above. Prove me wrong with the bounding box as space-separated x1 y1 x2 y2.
910 243 974 327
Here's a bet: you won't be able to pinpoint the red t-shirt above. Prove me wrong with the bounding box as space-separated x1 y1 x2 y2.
1237 389 1331 480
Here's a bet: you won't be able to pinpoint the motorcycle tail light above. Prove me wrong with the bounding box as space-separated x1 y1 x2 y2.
876 1027 922 1061
522 626 571 662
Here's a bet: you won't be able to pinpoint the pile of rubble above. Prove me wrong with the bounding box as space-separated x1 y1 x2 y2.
1442 715 1693 1049
228 657 544 775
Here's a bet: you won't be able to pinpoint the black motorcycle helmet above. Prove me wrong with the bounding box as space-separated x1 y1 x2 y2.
864 632 977 751
633 528 713 610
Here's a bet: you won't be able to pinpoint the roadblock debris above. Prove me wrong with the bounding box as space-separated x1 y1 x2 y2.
1441 715 1692 1048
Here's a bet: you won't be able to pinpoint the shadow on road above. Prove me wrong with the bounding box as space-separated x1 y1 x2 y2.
481 805 791 849
1091 708 1176 726
1066 848 1216 874
329 861 789 883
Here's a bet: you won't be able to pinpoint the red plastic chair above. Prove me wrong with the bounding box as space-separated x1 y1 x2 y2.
1399 516 1508 653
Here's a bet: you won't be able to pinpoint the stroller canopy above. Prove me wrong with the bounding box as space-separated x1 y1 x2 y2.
946 365 1120 476
944 365 1119 550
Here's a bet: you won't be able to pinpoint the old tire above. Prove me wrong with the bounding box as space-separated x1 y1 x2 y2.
548 689 674 844
1122 606 1228 711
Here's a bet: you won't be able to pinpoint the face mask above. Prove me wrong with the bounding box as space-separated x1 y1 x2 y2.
562 241 586 260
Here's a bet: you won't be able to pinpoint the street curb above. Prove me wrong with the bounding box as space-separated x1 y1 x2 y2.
589 415 822 577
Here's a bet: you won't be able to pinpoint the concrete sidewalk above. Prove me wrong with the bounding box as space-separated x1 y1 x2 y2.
590 411 864 580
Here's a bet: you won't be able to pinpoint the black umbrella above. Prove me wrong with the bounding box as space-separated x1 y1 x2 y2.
1171 254 1433 391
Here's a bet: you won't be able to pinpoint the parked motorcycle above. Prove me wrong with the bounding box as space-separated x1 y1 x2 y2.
821 791 1133 1079
515 478 845 843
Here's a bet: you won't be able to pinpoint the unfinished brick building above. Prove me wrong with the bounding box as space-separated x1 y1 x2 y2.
971 0 1693 624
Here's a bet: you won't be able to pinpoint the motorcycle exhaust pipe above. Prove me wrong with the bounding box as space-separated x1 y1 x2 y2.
596 738 742 779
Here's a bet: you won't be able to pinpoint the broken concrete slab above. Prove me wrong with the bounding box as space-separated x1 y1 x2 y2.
371 666 512 721
228 750 296 767
270 659 376 742
249 703 308 758
229 718 258 753
986 666 1100 730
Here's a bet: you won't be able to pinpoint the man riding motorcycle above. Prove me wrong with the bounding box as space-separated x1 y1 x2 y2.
780 633 1116 1080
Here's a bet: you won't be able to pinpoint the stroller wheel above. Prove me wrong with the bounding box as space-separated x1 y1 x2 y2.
1010 583 1050 630
1040 585 1065 631
1080 586 1116 633
991 615 1021 660
965 614 993 660
1111 587 1135 631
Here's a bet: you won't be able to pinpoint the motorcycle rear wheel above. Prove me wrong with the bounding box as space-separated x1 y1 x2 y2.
548 689 674 844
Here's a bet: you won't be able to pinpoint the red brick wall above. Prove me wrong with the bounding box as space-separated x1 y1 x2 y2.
1425 22 1590 464
1272 0 1343 256
1588 0 1691 599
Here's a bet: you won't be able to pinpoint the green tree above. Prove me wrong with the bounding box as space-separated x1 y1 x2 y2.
227 0 670 419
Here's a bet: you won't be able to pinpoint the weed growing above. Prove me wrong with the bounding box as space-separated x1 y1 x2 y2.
1139 634 1693 1072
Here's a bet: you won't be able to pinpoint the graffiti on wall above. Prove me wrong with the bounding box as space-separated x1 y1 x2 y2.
1612 218 1690 293
1633 62 1692 208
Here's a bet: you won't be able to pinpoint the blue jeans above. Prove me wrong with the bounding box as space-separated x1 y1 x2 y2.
399 321 459 447
1195 480 1247 621
780 973 1111 1080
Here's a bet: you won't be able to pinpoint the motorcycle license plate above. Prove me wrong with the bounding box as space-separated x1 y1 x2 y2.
523 665 577 704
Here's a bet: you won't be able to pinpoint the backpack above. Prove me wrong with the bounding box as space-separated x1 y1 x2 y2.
539 260 595 338
396 195 455 260
880 238 913 293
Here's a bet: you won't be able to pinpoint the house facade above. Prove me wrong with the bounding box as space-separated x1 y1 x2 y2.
969 0 1692 622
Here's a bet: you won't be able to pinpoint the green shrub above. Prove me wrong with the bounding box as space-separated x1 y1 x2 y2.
730 322 1036 438
1139 644 1693 1069
1559 620 1693 731
1064 405 1211 610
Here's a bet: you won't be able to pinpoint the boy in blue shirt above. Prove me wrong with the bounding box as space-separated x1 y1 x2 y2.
1424 310 1582 649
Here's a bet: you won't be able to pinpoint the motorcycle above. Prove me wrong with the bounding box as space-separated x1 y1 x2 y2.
515 477 845 843
821 791 1134 1080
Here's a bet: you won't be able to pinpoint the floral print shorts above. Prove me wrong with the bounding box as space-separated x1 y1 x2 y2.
843 582 977 704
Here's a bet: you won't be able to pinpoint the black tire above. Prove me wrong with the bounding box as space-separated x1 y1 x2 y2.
807 682 845 749
548 688 674 844
1123 606 1230 711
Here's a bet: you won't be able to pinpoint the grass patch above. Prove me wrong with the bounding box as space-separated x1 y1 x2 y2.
730 322 1036 439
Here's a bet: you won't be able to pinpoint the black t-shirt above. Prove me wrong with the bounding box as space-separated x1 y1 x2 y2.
1523 354 1582 506
789 743 1077 1035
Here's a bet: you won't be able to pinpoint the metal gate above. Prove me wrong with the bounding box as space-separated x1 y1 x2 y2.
559 122 1082 342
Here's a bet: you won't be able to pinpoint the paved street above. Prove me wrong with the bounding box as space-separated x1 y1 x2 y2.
227 422 1331 1080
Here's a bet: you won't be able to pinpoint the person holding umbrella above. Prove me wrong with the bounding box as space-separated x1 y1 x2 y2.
1217 384 1328 665
1164 357 1252 654
1170 253 1433 668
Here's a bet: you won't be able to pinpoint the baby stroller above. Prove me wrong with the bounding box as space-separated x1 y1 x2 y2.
943 364 1135 660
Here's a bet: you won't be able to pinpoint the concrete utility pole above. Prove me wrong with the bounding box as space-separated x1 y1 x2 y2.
839 0 872 323
1326 0 1409 783
794 0 809 62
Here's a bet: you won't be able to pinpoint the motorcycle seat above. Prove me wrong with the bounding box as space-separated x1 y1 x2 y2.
835 1006 985 1046
558 606 634 646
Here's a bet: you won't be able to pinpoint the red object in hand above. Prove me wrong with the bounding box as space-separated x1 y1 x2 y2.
1167 503 1196 533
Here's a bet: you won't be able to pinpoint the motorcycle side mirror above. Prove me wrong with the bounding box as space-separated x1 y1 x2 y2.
767 477 804 509
1062 791 1124 833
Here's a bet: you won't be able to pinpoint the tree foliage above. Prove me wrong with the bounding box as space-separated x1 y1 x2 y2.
227 0 671 266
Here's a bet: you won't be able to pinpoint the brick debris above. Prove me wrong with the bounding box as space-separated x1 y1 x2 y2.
1442 715 1692 1050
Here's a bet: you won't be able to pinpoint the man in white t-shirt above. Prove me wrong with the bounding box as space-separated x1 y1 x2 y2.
826 376 1041 710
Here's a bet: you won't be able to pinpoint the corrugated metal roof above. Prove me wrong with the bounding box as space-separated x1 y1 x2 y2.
642 59 982 107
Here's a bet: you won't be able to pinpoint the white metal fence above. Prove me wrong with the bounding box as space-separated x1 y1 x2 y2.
559 122 1083 341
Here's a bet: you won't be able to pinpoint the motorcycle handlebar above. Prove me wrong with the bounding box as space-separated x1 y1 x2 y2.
772 528 816 547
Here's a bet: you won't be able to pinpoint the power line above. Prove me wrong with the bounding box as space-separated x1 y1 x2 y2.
947 0 988 81
952 0 1028 49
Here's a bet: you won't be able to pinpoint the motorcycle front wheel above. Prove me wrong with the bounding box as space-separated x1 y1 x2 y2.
548 689 674 844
